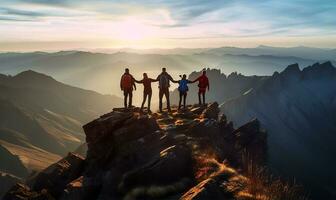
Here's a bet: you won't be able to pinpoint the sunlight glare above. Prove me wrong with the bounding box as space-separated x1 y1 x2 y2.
116 18 153 41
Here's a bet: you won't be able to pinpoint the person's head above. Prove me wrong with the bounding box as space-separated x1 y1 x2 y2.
182 74 187 79
162 67 166 73
202 70 206 76
143 73 148 79
125 68 129 74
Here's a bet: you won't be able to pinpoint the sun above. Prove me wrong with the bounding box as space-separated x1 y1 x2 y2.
116 18 153 41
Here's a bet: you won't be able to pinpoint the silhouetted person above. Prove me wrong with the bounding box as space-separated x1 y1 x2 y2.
156 68 175 112
120 68 136 108
135 73 157 113
193 70 209 105
176 74 193 110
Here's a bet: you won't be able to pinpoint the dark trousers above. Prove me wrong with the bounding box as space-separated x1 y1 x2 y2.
198 91 205 105
123 90 133 108
178 91 187 109
159 88 171 112
141 91 152 111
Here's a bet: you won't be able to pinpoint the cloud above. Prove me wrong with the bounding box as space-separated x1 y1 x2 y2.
0 7 46 17
0 0 335 45
0 16 35 21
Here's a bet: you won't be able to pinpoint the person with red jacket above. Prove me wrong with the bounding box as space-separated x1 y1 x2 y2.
193 70 210 105
120 68 136 108
135 73 157 113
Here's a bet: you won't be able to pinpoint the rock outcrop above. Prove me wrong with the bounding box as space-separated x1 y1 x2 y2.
4 103 267 200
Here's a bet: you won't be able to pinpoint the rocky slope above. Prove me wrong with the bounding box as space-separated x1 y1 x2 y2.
221 61 336 199
4 103 267 200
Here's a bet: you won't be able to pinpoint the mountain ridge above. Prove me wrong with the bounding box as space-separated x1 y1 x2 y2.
221 61 336 199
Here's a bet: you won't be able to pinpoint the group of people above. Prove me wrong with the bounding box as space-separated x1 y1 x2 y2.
120 68 209 113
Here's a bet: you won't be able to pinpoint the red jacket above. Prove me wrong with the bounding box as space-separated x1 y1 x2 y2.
195 75 209 89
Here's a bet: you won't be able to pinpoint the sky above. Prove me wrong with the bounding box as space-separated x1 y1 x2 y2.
0 0 335 51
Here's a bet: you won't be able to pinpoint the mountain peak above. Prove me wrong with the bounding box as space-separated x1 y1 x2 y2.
4 103 267 200
13 70 57 84
302 61 336 79
282 63 301 75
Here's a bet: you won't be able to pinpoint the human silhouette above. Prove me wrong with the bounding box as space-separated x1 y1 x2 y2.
120 68 136 108
156 68 176 112
135 73 157 113
193 70 209 105
176 74 193 110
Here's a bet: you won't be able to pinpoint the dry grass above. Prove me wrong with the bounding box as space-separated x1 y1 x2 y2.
244 159 310 200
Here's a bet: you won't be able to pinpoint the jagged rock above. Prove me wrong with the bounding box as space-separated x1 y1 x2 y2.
190 105 207 115
61 176 100 200
83 111 159 169
4 104 267 200
181 167 249 200
119 144 193 192
0 172 22 199
3 183 54 200
201 102 219 119
29 153 85 198
233 119 267 168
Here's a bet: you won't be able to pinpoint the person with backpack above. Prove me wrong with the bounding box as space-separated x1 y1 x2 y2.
177 74 193 110
156 67 176 112
192 70 210 105
134 73 157 113
120 68 136 108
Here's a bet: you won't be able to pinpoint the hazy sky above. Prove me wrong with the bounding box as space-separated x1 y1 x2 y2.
0 0 335 51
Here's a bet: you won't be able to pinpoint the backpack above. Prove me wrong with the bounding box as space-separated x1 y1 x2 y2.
178 79 189 92
121 74 133 89
198 75 208 88
159 74 170 89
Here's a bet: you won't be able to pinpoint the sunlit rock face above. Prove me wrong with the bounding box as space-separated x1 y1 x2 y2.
4 103 267 200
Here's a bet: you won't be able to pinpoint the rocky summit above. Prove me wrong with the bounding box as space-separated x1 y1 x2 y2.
4 102 267 200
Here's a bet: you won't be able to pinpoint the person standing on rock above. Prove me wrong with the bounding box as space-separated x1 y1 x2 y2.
120 68 136 108
177 74 193 110
156 67 176 112
193 70 210 105
135 73 158 113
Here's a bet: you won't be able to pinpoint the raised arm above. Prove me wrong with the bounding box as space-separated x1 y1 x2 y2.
191 77 200 83
134 79 143 84
168 74 178 83
149 78 158 82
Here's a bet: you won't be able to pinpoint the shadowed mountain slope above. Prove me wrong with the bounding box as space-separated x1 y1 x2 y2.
221 61 336 200
0 71 121 197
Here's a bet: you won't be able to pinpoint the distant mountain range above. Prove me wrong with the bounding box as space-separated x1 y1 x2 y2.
0 70 121 197
79 45 336 61
0 46 334 97
221 62 336 200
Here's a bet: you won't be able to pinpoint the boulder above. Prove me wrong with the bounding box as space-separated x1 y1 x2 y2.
30 153 85 198
119 144 193 193
201 102 219 119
